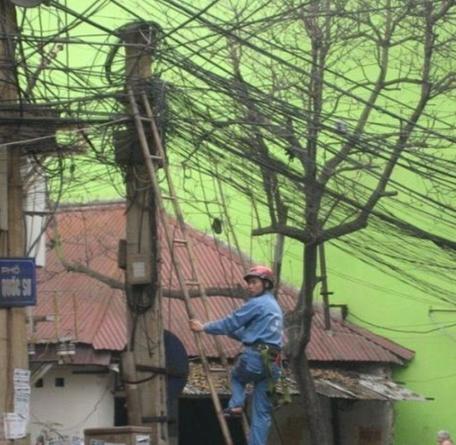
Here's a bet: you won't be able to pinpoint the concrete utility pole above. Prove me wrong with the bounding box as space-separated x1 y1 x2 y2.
117 23 169 445
0 2 29 445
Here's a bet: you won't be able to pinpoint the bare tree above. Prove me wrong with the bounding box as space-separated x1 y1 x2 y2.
174 1 456 443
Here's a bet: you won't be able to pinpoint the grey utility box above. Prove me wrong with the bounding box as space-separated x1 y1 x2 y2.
84 426 153 445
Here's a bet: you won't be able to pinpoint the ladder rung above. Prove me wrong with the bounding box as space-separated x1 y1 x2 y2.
129 87 239 444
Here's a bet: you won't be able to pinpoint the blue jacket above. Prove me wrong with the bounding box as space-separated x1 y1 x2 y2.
203 291 283 348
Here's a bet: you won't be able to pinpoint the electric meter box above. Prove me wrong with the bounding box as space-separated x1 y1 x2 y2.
126 254 152 285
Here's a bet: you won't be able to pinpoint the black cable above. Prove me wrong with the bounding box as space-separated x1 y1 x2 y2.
349 312 456 334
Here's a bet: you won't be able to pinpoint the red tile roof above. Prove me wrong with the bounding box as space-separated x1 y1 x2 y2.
33 201 414 365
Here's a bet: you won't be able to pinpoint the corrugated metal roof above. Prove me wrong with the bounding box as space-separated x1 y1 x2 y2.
33 201 414 365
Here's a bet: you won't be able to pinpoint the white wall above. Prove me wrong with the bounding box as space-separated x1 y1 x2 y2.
30 367 115 443
23 162 47 268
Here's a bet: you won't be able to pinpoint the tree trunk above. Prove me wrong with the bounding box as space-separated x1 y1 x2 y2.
290 350 329 445
287 242 331 445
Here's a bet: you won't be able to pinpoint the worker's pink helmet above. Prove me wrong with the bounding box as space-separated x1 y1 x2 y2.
244 265 274 287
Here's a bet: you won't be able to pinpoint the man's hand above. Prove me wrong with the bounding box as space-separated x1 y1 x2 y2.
190 319 204 332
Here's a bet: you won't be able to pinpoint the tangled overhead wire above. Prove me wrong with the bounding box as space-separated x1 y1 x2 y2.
5 0 456 305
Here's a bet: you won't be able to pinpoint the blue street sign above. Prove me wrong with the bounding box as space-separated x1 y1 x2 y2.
0 258 36 307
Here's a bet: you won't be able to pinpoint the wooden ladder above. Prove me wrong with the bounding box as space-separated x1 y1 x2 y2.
127 85 248 445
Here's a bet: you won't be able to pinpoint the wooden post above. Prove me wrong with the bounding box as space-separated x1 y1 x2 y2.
318 243 332 331
119 23 168 445
0 2 29 445
272 207 288 297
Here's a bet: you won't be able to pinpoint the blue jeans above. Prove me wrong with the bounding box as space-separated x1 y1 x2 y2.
229 348 280 445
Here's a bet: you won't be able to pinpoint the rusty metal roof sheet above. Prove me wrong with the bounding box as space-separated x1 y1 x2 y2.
184 364 427 401
311 368 426 401
33 201 414 365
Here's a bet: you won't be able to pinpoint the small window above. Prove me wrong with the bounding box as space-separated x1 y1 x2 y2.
34 378 44 388
55 377 65 387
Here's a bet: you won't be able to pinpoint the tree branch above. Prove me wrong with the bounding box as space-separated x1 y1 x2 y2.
433 0 456 21
319 185 456 250
319 3 436 243
318 4 393 186
59 258 248 299
252 224 311 242
60 258 125 289
164 286 247 300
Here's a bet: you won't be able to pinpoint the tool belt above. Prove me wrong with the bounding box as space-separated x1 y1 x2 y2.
247 343 281 361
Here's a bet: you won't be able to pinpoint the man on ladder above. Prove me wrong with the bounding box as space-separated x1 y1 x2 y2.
190 265 284 445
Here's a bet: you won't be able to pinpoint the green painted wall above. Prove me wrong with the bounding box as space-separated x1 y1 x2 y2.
327 246 456 445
